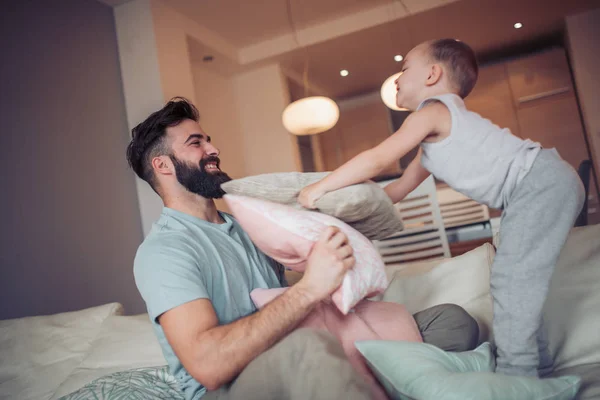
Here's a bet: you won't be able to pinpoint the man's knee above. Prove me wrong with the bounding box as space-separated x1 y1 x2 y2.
413 304 479 352
248 328 348 380
279 328 345 360
229 328 372 400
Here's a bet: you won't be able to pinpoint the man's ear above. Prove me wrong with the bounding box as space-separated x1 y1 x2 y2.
426 64 443 87
152 155 173 176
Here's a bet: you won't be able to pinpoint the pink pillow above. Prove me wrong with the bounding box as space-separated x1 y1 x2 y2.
223 194 389 314
251 287 423 400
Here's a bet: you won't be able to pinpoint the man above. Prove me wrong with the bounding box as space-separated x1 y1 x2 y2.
126 97 479 400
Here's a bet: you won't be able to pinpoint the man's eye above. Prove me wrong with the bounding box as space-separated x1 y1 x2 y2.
191 141 200 146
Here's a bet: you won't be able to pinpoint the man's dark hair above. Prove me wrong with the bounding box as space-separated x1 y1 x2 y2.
126 97 199 193
429 39 479 98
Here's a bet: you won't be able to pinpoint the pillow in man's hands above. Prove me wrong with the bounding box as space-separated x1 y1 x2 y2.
221 172 403 240
224 194 388 314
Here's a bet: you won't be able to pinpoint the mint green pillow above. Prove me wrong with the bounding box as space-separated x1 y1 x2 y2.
355 341 581 400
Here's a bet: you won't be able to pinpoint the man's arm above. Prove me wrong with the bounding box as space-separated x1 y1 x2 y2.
159 226 355 391
384 149 431 204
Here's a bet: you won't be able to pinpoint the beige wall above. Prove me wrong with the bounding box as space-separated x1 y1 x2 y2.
116 2 302 228
233 64 301 176
566 8 600 196
191 64 246 212
192 62 302 211
317 92 400 176
191 65 246 180
151 0 197 102
0 0 145 319
115 0 165 237
115 0 206 235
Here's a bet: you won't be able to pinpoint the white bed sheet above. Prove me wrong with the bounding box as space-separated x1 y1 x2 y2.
0 303 124 400
50 313 166 399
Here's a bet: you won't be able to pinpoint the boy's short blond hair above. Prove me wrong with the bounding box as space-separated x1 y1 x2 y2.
428 39 478 98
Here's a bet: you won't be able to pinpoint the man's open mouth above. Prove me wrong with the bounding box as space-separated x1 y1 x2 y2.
205 162 219 171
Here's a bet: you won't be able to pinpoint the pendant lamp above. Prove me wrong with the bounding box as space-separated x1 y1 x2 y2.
380 72 409 111
282 96 339 135
281 0 339 135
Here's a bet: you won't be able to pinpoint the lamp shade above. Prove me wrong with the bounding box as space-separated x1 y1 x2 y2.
381 72 409 111
282 96 340 135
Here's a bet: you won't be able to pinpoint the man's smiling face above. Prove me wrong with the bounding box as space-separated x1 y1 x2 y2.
166 119 231 199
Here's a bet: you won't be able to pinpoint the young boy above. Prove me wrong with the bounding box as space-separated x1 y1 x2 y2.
298 39 585 378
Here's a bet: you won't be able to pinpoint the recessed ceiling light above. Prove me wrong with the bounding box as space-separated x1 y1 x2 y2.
514 22 523 29
340 69 349 77
394 55 403 62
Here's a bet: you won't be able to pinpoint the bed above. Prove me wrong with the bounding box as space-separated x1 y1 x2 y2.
0 302 178 400
2 223 600 399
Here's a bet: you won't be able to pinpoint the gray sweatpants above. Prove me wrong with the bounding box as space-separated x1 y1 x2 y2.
492 148 585 377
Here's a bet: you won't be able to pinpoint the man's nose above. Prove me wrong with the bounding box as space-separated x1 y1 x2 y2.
204 142 219 156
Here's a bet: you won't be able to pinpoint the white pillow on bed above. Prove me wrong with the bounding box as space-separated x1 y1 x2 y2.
381 243 495 345
51 313 166 399
0 302 123 400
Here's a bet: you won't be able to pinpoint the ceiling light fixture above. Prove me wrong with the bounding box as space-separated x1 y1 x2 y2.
340 69 349 77
381 0 411 112
514 22 523 29
282 97 340 136
281 0 339 135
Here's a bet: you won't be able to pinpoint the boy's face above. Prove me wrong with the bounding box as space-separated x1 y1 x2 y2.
394 43 432 110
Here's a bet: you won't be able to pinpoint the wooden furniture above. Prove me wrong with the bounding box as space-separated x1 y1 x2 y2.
373 176 451 266
449 237 494 257
436 185 491 229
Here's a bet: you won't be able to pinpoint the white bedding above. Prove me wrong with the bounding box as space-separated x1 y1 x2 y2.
0 302 166 400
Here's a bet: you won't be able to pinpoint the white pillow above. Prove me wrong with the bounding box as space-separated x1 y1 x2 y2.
382 244 495 344
51 313 166 399
0 303 123 400
544 224 600 371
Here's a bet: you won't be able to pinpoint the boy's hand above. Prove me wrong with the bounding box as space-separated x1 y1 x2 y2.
298 183 326 209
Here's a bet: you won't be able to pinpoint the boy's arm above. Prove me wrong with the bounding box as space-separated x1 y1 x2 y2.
384 149 431 203
299 103 448 207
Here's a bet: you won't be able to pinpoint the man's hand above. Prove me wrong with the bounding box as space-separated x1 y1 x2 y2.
297 182 326 209
296 226 355 302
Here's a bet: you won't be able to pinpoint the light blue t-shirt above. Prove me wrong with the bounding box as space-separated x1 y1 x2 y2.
133 207 287 400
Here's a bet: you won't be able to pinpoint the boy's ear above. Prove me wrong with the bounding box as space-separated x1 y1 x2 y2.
426 64 443 86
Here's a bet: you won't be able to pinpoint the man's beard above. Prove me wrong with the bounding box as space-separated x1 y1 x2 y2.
170 155 232 199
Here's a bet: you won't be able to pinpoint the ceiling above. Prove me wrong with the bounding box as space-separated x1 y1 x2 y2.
101 0 600 100
278 0 600 99
169 0 393 48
